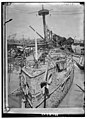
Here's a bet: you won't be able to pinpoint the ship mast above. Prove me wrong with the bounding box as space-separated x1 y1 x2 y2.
38 5 49 47
38 5 49 108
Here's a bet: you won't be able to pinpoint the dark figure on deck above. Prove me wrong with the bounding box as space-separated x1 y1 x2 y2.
56 62 63 72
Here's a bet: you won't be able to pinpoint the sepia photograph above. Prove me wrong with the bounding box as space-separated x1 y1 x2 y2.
2 1 85 117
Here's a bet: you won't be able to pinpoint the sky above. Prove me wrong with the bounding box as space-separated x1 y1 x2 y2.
6 2 84 40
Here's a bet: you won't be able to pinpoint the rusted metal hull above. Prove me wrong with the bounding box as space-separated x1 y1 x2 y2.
21 64 74 108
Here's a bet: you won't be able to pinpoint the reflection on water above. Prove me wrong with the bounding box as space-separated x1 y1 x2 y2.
8 62 21 108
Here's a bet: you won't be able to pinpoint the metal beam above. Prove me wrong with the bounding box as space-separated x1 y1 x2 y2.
29 26 44 40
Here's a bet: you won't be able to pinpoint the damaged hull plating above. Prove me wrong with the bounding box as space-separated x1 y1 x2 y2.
20 50 74 108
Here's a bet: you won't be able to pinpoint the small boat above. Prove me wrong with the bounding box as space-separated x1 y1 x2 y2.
76 62 84 70
75 55 85 70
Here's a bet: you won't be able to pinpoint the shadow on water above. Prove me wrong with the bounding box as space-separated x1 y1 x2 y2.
8 59 21 108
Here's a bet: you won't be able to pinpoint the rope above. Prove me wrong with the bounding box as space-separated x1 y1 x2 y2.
8 87 20 96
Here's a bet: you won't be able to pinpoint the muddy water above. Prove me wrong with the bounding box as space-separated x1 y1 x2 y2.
59 63 84 108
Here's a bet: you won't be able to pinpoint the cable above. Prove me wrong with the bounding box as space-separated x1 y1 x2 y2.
51 10 84 13
8 7 38 15
50 12 83 16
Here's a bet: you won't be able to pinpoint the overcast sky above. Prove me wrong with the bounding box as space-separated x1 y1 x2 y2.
6 3 84 40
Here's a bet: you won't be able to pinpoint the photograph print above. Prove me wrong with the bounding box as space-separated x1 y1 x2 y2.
2 2 85 116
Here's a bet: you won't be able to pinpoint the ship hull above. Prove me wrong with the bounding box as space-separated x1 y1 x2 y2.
21 64 74 108
36 66 74 108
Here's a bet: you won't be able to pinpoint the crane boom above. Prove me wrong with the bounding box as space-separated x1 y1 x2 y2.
29 26 44 40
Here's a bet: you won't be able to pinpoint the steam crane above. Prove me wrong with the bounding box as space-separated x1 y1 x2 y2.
38 5 49 48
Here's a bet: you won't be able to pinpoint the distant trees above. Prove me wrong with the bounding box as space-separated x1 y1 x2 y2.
66 37 74 45
52 34 66 46
52 34 74 52
52 34 74 47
